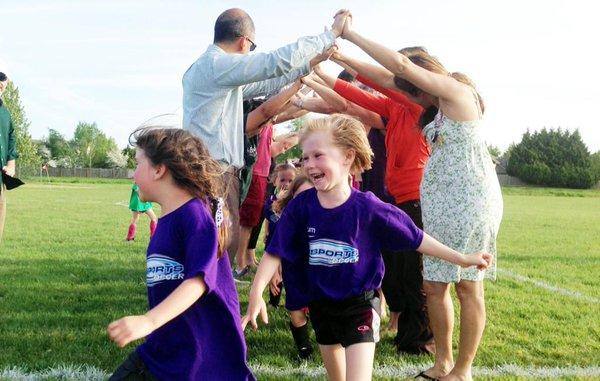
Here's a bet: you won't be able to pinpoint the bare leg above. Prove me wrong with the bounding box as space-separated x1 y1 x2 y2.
289 310 308 327
388 312 399 332
442 280 485 381
319 344 345 381
130 212 141 225
145 209 157 222
345 342 375 381
235 225 252 272
422 281 454 378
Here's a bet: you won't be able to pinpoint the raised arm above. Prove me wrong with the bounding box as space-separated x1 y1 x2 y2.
246 80 303 136
341 18 467 103
215 31 336 88
302 74 384 129
331 50 396 89
271 133 299 157
315 67 390 119
216 10 350 88
272 103 310 123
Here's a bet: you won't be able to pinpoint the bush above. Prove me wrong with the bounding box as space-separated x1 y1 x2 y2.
507 128 596 189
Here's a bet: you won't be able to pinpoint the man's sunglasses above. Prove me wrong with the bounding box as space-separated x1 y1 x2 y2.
237 35 256 51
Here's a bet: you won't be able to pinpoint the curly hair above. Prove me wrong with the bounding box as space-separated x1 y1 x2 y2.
130 127 228 258
299 114 373 175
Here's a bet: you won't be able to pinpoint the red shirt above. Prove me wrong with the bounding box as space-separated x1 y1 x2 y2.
252 123 273 177
334 77 430 204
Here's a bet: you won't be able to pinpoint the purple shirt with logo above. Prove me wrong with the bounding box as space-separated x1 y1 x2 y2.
266 188 423 301
137 199 255 381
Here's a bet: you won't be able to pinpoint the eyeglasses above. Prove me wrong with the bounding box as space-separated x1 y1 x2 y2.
237 35 256 51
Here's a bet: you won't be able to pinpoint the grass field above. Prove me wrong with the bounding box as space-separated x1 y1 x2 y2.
0 179 599 380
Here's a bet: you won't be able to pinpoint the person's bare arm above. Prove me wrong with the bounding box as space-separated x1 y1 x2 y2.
331 50 396 89
341 17 475 120
271 133 300 157
246 80 303 136
108 277 206 347
303 74 384 129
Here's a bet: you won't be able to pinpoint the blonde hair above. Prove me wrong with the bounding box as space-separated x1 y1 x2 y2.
299 114 373 175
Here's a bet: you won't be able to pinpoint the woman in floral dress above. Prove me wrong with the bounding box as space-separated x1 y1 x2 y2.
339 13 503 381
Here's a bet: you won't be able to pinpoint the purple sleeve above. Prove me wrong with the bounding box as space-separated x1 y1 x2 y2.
182 204 219 292
370 195 424 252
265 197 305 263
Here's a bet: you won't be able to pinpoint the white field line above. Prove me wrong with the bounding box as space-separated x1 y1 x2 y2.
498 268 600 304
114 201 129 207
2 364 600 380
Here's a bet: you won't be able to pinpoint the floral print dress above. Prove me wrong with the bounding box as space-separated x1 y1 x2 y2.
420 108 503 283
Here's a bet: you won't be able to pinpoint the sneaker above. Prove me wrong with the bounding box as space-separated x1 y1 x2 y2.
233 266 252 283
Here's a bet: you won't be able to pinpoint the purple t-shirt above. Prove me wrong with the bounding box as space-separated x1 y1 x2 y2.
266 188 423 301
263 194 278 247
137 199 255 381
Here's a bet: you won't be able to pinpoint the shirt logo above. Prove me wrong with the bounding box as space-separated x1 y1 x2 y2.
357 325 370 333
147 254 184 287
308 239 359 266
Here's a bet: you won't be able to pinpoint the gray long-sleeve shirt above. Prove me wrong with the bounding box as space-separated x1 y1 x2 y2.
182 31 335 168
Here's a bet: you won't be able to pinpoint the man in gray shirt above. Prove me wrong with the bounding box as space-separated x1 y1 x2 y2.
183 8 348 264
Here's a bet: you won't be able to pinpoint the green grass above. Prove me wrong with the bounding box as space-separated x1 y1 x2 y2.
0 182 599 380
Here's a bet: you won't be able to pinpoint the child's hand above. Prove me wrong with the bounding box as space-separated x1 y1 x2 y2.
269 269 282 296
107 315 155 348
461 253 493 270
241 294 269 331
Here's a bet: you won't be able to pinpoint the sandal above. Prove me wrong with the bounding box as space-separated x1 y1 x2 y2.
414 371 439 381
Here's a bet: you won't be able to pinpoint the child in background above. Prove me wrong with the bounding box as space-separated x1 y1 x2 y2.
108 128 254 381
126 183 158 241
242 115 491 380
267 173 315 360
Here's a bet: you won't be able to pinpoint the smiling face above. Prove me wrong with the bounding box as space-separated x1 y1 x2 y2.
301 130 352 194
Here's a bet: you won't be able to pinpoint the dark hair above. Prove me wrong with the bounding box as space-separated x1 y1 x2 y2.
214 9 255 44
130 128 228 258
337 70 355 83
394 50 485 114
0 72 7 82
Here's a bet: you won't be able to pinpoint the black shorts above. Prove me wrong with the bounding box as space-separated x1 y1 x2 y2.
309 291 381 348
109 350 159 381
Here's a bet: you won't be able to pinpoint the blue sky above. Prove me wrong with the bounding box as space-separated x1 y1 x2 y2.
1 0 599 152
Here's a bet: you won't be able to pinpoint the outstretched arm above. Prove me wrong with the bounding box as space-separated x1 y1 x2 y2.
341 18 465 102
246 80 303 136
417 233 492 270
331 50 396 89
108 276 206 347
302 74 384 129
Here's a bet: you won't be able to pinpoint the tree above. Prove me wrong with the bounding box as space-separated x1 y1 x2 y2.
71 121 119 168
46 128 72 159
1 81 42 171
122 146 136 169
507 128 596 188
106 147 128 168
487 145 502 160
591 151 600 185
